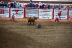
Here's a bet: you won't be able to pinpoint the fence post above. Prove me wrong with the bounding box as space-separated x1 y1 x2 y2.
52 6 54 19
9 7 11 18
8 4 11 18
38 6 40 19
67 6 69 20
24 6 26 18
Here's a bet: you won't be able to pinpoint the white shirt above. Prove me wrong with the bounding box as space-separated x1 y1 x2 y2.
55 16 59 19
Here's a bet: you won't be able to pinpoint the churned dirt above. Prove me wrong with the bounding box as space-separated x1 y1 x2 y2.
0 18 72 48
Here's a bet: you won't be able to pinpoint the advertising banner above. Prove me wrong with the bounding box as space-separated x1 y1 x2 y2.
10 8 24 18
26 7 38 17
0 8 9 18
39 9 52 19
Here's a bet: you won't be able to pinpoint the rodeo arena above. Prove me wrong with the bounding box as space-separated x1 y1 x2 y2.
0 0 72 48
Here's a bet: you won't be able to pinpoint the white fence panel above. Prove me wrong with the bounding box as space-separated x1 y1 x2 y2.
0 8 9 18
39 9 52 19
10 8 24 18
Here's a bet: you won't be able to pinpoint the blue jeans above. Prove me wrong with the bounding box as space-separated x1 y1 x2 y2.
36 25 41 28
58 14 61 20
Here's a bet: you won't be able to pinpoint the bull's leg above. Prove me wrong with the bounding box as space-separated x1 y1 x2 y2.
33 22 34 25
34 21 36 25
27 21 29 25
30 22 31 25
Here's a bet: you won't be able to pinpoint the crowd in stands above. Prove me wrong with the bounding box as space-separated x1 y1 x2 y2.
0 1 21 8
0 1 72 9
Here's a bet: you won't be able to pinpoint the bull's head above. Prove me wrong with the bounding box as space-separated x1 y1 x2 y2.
34 17 37 20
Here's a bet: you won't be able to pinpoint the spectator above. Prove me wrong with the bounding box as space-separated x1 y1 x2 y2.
0 1 4 4
13 1 17 8
43 6 47 10
42 3 45 9
58 9 62 20
21 3 24 8
8 3 11 8
48 4 51 9
10 3 13 8
39 2 43 9
32 3 35 7
35 3 39 8
4 3 8 8
46 4 48 9
16 2 20 8
39 2 42 6
58 3 61 9
0 1 4 7
54 5 56 9
29 3 32 7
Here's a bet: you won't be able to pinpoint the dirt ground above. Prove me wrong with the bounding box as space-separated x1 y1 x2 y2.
0 18 72 48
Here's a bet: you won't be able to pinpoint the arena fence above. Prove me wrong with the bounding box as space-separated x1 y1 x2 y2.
54 9 67 19
0 8 9 18
39 9 52 19
0 7 72 20
69 9 72 19
10 8 24 18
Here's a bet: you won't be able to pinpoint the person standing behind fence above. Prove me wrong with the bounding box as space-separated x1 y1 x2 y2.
58 3 61 9
58 9 62 20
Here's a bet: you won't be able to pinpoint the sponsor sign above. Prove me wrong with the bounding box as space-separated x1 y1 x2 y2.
26 7 38 17
39 9 52 19
0 8 9 18
10 8 24 18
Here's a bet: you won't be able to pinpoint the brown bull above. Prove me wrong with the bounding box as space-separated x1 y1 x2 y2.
27 17 37 25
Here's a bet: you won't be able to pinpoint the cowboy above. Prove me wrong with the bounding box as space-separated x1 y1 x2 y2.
11 13 15 21
55 14 59 22
58 9 62 20
36 24 41 28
